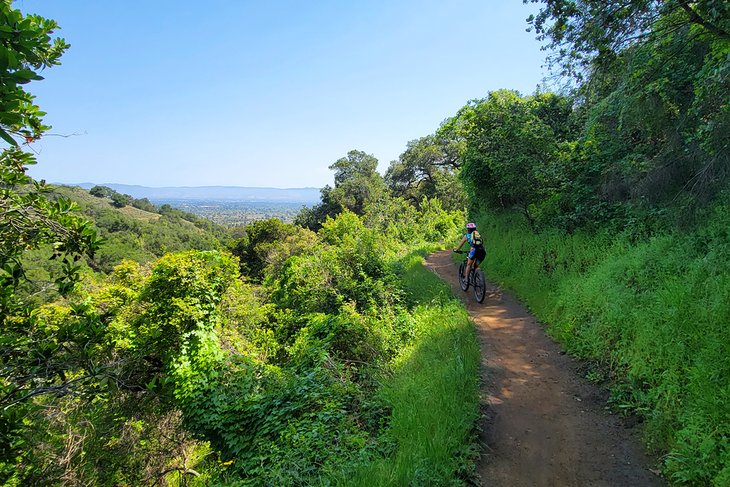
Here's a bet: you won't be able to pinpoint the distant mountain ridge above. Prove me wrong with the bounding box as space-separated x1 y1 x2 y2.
72 183 321 203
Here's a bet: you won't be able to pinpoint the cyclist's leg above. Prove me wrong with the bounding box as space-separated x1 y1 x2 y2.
465 247 476 278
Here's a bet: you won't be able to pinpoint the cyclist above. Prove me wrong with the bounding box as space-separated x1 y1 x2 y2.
454 222 486 281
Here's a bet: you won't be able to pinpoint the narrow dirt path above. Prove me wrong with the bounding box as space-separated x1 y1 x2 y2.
425 250 664 487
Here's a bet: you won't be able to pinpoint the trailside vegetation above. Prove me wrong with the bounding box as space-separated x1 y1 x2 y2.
0 3 483 485
8 0 729 483
474 201 730 486
437 1 730 484
2 196 472 485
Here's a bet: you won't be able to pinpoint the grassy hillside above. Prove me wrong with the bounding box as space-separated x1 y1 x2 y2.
52 185 225 272
475 194 730 485
18 185 227 307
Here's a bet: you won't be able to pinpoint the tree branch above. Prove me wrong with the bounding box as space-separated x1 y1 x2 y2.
677 1 730 41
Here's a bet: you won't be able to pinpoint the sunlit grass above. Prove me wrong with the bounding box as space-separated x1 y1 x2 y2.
334 250 480 486
475 206 730 485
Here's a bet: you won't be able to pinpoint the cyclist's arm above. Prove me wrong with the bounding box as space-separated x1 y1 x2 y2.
454 236 467 251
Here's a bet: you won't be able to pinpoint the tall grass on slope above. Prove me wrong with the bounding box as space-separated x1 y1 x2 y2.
475 203 730 486
339 251 480 486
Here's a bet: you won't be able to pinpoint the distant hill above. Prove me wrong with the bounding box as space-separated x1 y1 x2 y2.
48 185 226 272
73 183 321 203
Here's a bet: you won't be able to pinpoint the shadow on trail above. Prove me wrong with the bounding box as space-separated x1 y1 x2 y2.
425 250 664 487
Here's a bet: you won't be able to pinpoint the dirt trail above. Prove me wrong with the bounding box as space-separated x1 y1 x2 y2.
425 250 664 487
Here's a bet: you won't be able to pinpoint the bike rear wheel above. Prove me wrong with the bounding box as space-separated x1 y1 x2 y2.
473 268 486 303
458 261 469 291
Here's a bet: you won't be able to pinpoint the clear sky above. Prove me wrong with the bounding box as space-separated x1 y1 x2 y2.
19 0 547 188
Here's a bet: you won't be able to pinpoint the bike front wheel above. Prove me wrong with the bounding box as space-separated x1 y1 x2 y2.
473 268 486 303
458 261 469 291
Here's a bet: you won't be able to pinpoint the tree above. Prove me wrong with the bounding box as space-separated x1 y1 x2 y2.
110 190 132 208
297 150 387 230
526 0 730 82
230 218 316 281
0 3 100 308
0 4 100 481
457 90 573 226
327 150 387 215
385 135 465 209
89 185 113 198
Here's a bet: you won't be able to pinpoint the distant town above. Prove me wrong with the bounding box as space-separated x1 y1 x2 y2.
156 199 308 225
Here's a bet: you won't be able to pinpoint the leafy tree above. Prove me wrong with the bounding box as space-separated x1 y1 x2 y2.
526 0 730 81
89 185 113 198
91 185 154 211
2 253 238 484
456 90 575 226
229 218 316 282
385 135 466 209
328 150 387 216
479 2 721 231
110 190 132 208
0 6 104 480
130 196 156 213
0 3 100 309
297 150 387 229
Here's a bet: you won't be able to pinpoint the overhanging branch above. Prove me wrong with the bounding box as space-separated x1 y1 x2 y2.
678 1 730 41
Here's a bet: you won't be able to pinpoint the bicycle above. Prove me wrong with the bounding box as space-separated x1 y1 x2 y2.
453 250 486 303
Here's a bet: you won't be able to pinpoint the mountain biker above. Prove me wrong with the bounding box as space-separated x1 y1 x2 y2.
453 222 486 281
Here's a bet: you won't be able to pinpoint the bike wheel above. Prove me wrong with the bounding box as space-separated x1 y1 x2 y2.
458 262 469 291
473 269 486 303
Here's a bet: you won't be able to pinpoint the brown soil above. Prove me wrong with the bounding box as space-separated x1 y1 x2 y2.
425 250 665 487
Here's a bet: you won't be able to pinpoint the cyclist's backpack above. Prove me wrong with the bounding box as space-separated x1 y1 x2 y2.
471 230 484 248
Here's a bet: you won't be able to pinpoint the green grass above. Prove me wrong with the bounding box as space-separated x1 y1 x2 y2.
335 250 480 486
475 203 730 486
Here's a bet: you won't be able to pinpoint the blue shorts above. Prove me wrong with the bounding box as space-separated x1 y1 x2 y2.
468 247 486 263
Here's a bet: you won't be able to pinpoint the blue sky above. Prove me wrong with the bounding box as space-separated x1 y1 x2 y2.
19 0 547 188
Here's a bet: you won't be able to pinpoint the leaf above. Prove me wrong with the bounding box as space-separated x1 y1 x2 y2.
11 68 42 84
0 127 18 146
0 46 9 70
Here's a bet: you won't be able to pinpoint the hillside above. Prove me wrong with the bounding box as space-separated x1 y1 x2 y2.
51 185 226 272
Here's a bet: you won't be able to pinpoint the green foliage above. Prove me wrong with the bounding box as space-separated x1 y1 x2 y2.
1 249 244 485
135 250 238 362
476 201 730 485
0 7 106 480
89 184 113 198
385 135 466 209
0 1 101 310
525 0 730 82
481 1 727 232
297 150 388 230
338 252 480 486
0 3 68 143
229 217 317 282
453 90 575 226
271 211 398 316
452 18 729 231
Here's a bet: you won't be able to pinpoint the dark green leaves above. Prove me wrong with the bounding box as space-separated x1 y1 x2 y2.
0 126 17 146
